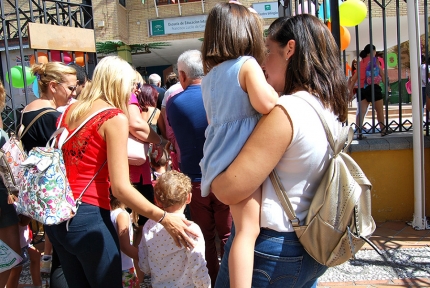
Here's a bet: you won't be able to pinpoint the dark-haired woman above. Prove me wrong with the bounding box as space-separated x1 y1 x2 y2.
212 14 349 288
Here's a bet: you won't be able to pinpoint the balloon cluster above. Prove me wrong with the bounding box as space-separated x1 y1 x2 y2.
7 50 88 91
29 51 88 67
297 0 368 51
6 66 36 89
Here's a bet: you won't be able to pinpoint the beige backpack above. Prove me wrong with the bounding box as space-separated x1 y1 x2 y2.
270 94 379 267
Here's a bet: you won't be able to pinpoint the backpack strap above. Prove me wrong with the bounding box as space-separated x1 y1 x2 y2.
269 92 353 226
269 169 299 226
17 108 57 140
48 107 115 149
290 93 354 154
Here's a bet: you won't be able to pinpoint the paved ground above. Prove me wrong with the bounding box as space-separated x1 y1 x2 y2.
318 221 430 287
16 220 430 288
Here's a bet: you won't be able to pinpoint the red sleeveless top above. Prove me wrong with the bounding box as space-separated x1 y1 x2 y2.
59 106 123 210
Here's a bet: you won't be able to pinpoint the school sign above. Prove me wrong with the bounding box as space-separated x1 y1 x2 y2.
149 2 278 36
149 15 207 36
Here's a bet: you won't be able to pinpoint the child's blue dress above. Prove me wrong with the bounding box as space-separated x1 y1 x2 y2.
200 56 261 197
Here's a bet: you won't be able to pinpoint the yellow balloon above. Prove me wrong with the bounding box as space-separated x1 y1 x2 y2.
339 0 367 27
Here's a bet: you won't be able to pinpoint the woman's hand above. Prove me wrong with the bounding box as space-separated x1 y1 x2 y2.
161 213 198 249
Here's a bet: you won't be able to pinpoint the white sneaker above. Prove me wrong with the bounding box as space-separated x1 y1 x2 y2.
40 255 52 274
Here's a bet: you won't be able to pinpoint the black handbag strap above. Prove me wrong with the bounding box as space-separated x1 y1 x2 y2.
147 108 158 124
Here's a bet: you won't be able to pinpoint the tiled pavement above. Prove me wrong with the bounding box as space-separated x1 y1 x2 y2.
17 221 430 288
318 221 430 287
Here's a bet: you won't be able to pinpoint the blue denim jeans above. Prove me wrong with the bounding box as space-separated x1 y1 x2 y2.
45 203 122 288
215 226 328 288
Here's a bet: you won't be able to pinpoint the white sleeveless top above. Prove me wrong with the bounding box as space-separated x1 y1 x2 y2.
261 91 340 232
110 208 134 270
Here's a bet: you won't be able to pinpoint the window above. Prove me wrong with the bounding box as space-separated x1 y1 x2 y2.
119 0 126 7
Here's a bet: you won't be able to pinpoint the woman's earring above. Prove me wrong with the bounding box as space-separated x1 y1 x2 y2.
286 57 289 61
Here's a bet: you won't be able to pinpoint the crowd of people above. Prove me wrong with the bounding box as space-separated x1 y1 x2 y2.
0 4 361 288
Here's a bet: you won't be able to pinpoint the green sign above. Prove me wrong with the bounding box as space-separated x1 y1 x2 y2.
151 20 165 36
264 4 271 10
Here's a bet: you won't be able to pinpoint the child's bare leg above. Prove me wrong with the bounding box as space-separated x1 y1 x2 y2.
228 187 261 288
6 265 22 288
134 226 144 283
28 245 42 286
43 232 53 256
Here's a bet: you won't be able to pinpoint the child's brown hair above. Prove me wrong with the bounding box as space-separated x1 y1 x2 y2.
154 171 192 208
150 148 169 169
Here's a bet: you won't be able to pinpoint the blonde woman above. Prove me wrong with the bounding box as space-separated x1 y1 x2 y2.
44 56 196 287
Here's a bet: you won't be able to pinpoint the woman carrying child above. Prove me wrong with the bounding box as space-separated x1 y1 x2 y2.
212 14 349 287
200 2 278 287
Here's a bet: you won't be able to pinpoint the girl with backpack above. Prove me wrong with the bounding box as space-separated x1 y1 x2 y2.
348 44 392 137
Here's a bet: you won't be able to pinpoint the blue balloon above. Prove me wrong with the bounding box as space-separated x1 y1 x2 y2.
32 79 39 98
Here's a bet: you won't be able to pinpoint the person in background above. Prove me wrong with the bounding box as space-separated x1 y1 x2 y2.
138 84 160 134
420 55 430 112
166 50 232 286
212 14 348 287
110 195 139 288
158 74 183 172
150 147 170 185
128 72 163 284
148 73 166 110
67 62 89 97
23 62 76 288
164 72 179 90
6 212 42 288
139 171 210 288
0 80 21 288
348 44 391 137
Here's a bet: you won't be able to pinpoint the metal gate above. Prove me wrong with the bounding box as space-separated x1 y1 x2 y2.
1 0 429 135
282 0 429 137
0 0 95 133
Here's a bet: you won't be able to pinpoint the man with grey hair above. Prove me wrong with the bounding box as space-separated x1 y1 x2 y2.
149 73 166 109
166 50 232 286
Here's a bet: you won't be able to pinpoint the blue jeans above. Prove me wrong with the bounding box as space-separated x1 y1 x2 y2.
215 226 328 288
45 203 122 288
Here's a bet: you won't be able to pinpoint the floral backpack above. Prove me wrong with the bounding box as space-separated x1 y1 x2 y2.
16 108 112 226
0 109 55 203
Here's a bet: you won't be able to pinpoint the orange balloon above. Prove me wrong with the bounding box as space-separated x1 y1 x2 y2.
29 52 48 66
326 22 351 51
74 52 88 67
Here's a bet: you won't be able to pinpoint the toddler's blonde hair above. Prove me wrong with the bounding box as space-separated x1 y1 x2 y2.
154 171 192 208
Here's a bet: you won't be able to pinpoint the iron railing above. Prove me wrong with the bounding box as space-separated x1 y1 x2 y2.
0 0 94 133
